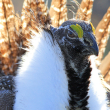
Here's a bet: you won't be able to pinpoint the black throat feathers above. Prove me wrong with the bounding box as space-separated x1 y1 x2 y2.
65 60 92 110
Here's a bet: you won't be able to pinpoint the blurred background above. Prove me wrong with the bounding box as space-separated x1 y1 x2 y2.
12 0 110 59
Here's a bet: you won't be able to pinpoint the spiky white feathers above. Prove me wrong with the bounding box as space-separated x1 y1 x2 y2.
14 30 70 110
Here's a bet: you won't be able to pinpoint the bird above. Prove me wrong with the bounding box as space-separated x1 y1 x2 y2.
0 19 109 110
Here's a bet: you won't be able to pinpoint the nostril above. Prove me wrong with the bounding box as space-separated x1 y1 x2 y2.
84 39 90 46
84 38 93 46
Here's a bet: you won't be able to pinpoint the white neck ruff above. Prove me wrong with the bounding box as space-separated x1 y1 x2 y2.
88 56 108 110
14 30 69 110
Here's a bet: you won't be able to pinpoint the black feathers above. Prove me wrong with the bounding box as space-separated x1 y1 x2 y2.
66 61 92 110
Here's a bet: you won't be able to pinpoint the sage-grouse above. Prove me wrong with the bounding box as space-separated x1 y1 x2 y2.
0 19 109 110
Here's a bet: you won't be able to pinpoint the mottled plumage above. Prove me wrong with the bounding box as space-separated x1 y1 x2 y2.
0 75 14 110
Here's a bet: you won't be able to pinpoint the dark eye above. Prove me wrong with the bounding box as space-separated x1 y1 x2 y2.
67 30 75 38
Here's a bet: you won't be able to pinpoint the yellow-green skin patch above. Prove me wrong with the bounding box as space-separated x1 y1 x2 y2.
90 22 95 35
70 24 83 38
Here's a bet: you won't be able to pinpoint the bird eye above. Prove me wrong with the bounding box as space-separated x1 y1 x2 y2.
67 30 75 38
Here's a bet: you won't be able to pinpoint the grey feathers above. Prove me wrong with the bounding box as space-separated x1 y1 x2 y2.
0 90 14 110
0 75 14 90
0 75 14 110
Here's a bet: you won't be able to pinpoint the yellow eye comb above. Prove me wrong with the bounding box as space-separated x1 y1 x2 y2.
70 24 83 38
90 22 95 35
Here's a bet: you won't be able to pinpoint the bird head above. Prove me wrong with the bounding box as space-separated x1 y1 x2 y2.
50 19 99 61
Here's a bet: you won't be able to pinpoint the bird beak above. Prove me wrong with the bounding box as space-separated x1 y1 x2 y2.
88 32 99 56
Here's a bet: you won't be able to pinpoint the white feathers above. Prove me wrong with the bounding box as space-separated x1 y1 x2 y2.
88 56 108 110
14 30 69 110
13 28 109 110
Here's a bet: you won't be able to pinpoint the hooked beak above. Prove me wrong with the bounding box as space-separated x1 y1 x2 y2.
87 32 99 56
82 32 99 56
